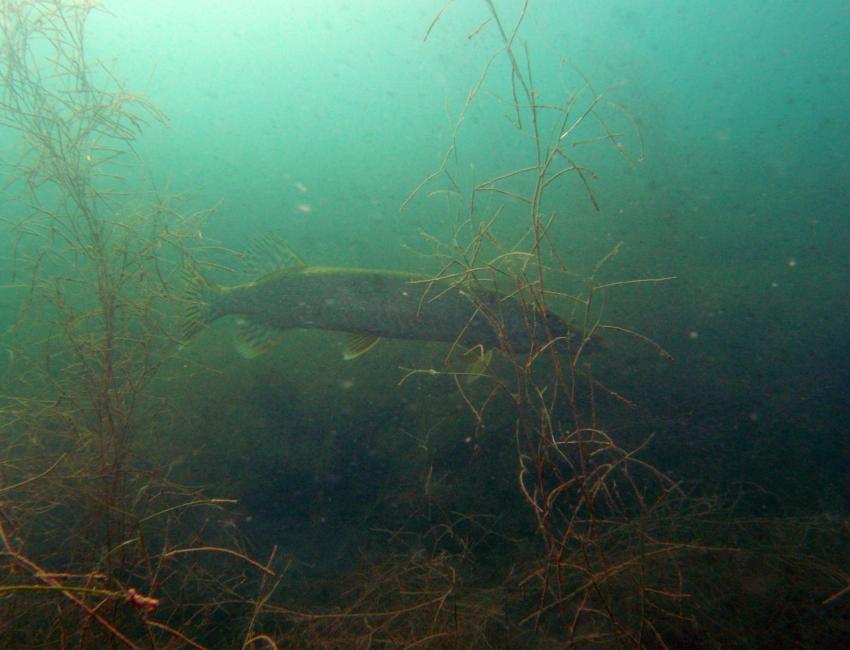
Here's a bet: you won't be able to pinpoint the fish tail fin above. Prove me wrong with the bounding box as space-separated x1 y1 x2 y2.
182 261 220 344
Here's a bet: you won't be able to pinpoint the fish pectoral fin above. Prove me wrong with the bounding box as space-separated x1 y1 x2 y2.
343 334 381 360
234 318 287 358
462 346 493 384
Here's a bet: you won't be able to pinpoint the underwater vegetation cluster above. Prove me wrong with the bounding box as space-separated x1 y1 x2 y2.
0 1 847 648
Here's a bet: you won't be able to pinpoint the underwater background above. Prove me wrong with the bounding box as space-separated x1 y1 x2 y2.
1 0 848 647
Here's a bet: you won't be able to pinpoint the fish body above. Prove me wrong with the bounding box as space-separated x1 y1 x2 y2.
184 239 595 359
207 266 567 353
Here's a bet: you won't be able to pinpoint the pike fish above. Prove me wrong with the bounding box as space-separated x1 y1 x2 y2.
183 237 597 361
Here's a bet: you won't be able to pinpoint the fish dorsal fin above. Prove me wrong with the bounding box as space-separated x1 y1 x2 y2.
244 234 306 279
343 334 381 360
234 318 287 358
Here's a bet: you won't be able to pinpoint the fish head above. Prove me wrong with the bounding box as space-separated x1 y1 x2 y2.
544 312 607 356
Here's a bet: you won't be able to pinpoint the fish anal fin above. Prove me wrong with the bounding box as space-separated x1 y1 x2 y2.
234 318 286 358
343 334 381 360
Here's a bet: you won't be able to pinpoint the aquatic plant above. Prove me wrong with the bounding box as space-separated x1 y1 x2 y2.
0 1 276 646
2 2 844 648
394 2 685 643
245 3 849 648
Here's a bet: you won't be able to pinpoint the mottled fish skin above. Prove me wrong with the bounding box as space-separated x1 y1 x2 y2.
208 266 582 354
